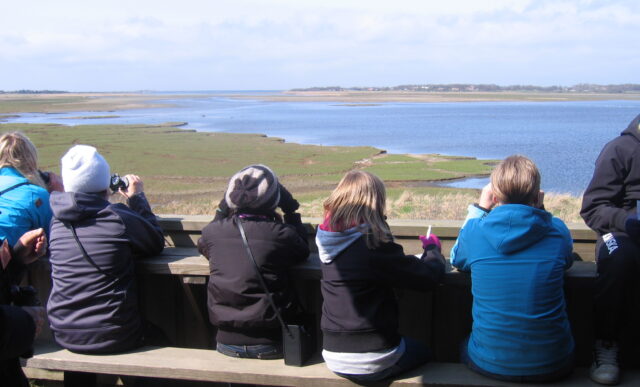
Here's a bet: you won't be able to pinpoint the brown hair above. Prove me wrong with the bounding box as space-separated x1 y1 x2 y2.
323 170 391 248
0 132 45 187
490 155 540 205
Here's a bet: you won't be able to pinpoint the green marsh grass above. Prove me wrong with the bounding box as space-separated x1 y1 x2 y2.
0 123 582 222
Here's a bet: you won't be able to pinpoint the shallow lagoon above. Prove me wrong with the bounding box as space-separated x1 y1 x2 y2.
9 95 640 195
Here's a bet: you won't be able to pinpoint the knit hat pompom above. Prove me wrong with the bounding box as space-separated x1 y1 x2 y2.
225 164 280 211
61 145 111 193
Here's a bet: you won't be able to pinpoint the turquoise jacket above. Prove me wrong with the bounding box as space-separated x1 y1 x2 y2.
0 167 52 246
451 204 574 376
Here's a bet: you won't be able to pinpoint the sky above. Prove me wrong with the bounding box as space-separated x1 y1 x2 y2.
1 0 639 91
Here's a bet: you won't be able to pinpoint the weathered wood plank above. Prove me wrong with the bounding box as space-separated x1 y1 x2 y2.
26 342 637 386
156 216 599 261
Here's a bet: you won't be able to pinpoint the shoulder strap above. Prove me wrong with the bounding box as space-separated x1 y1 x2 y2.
0 181 30 196
64 221 119 282
236 218 293 338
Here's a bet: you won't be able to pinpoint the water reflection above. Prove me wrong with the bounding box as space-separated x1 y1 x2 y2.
436 177 489 190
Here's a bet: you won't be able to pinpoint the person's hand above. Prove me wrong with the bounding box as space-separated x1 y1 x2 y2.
478 183 496 211
45 171 64 193
625 214 640 240
278 183 299 214
119 174 143 198
419 234 442 251
22 306 45 338
13 228 47 265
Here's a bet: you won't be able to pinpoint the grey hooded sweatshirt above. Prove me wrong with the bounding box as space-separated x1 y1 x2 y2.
47 191 164 354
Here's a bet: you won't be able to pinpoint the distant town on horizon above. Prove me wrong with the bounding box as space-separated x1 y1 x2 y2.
291 83 640 93
2 83 640 94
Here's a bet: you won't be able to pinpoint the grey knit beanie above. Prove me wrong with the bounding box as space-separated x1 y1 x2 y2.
225 164 280 211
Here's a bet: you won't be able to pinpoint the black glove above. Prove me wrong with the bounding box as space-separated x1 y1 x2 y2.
278 184 299 214
625 214 640 240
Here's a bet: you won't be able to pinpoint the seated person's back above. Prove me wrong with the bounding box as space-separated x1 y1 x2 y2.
47 145 164 354
451 155 574 382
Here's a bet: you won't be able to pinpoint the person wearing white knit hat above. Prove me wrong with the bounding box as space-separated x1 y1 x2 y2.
47 144 165 385
61 145 111 194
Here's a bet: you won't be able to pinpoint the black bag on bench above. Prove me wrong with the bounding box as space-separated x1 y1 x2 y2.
237 219 316 366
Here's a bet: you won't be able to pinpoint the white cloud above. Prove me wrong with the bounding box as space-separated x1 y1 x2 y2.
0 0 638 90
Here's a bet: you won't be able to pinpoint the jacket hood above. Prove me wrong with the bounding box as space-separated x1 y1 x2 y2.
621 114 640 142
479 204 552 254
316 225 365 263
50 191 110 222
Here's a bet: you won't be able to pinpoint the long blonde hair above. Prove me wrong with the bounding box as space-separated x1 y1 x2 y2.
323 170 391 248
0 132 45 187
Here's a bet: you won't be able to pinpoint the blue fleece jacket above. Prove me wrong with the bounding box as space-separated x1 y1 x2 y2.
0 167 52 245
451 204 574 376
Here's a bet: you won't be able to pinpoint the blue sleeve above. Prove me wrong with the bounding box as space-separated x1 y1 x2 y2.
28 187 53 239
450 204 488 271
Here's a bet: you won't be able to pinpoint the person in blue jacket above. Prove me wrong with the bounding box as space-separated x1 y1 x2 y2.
0 132 63 245
451 155 574 383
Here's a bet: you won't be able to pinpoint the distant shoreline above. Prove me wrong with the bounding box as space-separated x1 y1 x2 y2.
3 92 640 116
231 90 640 103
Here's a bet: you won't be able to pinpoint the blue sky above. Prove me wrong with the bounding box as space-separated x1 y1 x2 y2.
1 0 638 91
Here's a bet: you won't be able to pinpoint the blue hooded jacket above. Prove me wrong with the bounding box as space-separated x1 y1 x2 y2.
451 204 574 376
0 167 52 245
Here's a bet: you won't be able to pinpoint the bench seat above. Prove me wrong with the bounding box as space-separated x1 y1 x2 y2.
25 342 640 386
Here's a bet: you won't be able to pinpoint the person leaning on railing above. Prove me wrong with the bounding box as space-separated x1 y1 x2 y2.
451 155 574 383
197 164 310 359
46 145 166 387
317 171 445 383
0 132 63 245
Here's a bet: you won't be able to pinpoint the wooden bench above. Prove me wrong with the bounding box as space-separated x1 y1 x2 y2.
26 215 640 386
25 341 640 386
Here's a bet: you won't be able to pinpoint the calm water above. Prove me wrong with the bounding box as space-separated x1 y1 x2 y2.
7 94 640 195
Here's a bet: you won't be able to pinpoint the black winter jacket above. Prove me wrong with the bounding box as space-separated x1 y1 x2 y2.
581 114 640 235
0 305 35 387
47 192 164 354
316 225 445 353
1 242 35 387
197 212 309 345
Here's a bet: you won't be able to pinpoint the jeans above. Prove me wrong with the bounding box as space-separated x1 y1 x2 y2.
460 336 574 383
216 342 283 359
334 337 431 383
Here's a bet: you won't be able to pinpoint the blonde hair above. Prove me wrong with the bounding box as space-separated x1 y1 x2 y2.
0 132 45 187
323 171 391 248
490 155 540 205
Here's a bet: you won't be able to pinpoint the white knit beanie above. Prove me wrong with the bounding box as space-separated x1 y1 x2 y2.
61 145 111 193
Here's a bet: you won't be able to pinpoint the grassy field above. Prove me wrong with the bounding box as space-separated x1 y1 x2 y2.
0 122 583 222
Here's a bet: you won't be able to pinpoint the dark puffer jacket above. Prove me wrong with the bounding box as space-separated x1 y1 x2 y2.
197 213 309 345
47 191 164 354
581 114 640 235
